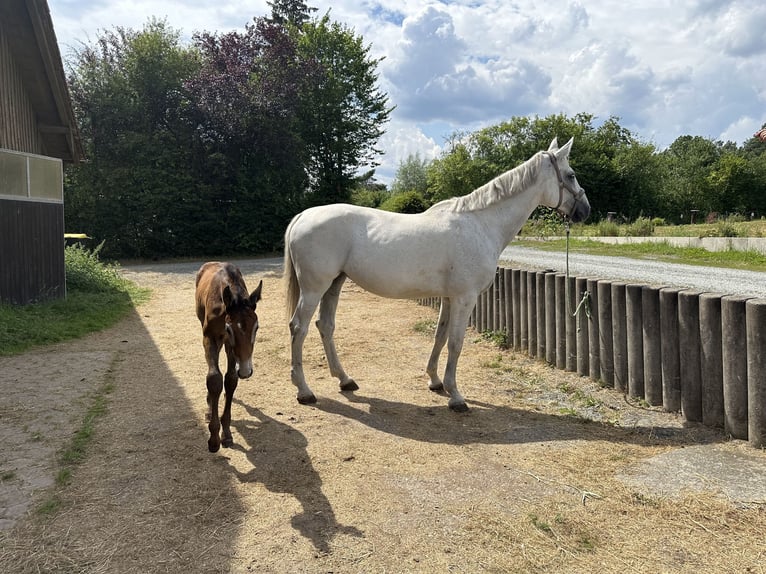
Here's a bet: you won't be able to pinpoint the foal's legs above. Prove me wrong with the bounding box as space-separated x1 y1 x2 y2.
316 274 358 392
220 345 239 448
203 335 224 452
441 297 475 412
426 297 451 392
290 291 323 404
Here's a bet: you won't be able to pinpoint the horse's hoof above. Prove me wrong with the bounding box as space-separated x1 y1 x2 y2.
208 440 221 453
340 380 359 392
221 437 233 448
297 394 317 405
449 402 469 413
429 383 444 392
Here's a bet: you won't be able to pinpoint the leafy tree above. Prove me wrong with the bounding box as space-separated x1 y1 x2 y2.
296 14 393 205
65 19 201 258
268 0 317 26
390 153 429 196
659 135 721 221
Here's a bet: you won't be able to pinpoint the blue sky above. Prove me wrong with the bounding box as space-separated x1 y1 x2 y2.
47 0 766 183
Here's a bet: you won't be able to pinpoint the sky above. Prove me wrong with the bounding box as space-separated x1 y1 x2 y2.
47 0 766 184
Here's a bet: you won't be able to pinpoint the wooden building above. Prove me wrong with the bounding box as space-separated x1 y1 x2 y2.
0 0 83 304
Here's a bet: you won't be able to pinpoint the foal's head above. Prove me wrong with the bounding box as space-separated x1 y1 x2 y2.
222 279 263 379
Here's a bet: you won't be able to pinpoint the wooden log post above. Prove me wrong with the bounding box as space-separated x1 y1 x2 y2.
587 278 600 382
503 268 513 342
545 272 557 365
597 280 614 387
721 295 751 439
527 271 537 357
519 270 528 353
565 275 577 372
678 290 703 422
555 274 567 370
699 293 724 428
611 282 627 394
747 299 766 448
659 287 681 412
626 284 644 399
512 270 521 350
536 271 547 359
642 286 663 406
576 277 589 377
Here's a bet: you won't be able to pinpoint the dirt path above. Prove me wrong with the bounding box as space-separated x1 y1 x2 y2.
1 259 765 573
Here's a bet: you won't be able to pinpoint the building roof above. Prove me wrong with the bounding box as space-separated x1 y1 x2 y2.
0 0 83 163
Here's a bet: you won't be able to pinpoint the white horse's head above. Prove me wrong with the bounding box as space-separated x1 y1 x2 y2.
541 138 590 223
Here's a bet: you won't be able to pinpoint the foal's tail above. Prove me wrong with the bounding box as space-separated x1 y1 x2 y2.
284 213 301 321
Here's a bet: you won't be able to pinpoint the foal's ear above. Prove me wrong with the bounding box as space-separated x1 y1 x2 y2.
250 279 263 306
222 285 234 308
548 138 559 151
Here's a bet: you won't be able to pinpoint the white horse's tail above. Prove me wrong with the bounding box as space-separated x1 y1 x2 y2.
284 213 301 320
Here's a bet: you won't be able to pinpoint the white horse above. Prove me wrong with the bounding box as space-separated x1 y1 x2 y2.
284 138 590 411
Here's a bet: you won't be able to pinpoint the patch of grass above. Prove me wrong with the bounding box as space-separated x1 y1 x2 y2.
515 237 766 272
481 329 510 349
37 358 117 514
0 244 150 356
412 319 436 335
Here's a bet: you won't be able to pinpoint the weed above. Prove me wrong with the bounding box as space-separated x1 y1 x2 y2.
481 329 510 349
412 319 436 335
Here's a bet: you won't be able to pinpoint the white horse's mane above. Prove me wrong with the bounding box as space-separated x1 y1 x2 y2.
426 151 543 213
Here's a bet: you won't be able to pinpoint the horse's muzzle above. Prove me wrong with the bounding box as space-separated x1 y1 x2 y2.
237 360 253 379
568 193 591 223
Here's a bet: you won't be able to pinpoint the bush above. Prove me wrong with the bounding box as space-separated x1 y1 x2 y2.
65 241 130 293
623 216 655 237
379 191 427 213
594 220 620 237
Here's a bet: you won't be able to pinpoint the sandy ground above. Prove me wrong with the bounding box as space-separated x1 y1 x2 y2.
1 258 765 573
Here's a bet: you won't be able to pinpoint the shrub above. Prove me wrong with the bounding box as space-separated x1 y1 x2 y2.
623 216 655 237
379 191 427 213
594 220 620 237
65 241 129 293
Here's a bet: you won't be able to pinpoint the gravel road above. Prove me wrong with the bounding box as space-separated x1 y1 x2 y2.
500 244 766 299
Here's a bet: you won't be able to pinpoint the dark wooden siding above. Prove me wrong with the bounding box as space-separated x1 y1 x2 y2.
0 24 42 155
0 198 65 304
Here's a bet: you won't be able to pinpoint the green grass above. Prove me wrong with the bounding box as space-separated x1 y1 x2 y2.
0 242 150 356
515 237 766 272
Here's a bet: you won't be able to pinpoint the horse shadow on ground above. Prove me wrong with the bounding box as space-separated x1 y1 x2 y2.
226 400 363 554
311 390 723 448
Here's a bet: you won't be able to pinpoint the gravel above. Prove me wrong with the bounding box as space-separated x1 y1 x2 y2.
500 244 766 299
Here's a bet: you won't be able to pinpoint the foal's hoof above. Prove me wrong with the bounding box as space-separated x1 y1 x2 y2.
297 393 317 405
340 379 359 392
429 382 444 392
449 402 470 413
208 439 221 453
221 437 234 448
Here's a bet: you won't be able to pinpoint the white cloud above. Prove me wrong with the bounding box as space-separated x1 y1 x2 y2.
48 0 766 181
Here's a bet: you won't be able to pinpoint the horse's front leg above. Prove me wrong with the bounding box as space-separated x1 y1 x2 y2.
220 346 239 448
426 298 451 392
316 274 358 392
442 298 475 412
203 335 224 452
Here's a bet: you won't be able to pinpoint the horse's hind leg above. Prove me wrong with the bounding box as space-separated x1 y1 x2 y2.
426 298 450 392
316 274 357 392
290 292 322 404
442 297 475 412
220 348 239 448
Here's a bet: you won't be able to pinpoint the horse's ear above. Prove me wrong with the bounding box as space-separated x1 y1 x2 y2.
250 279 263 306
222 285 234 308
548 138 559 151
557 137 574 158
